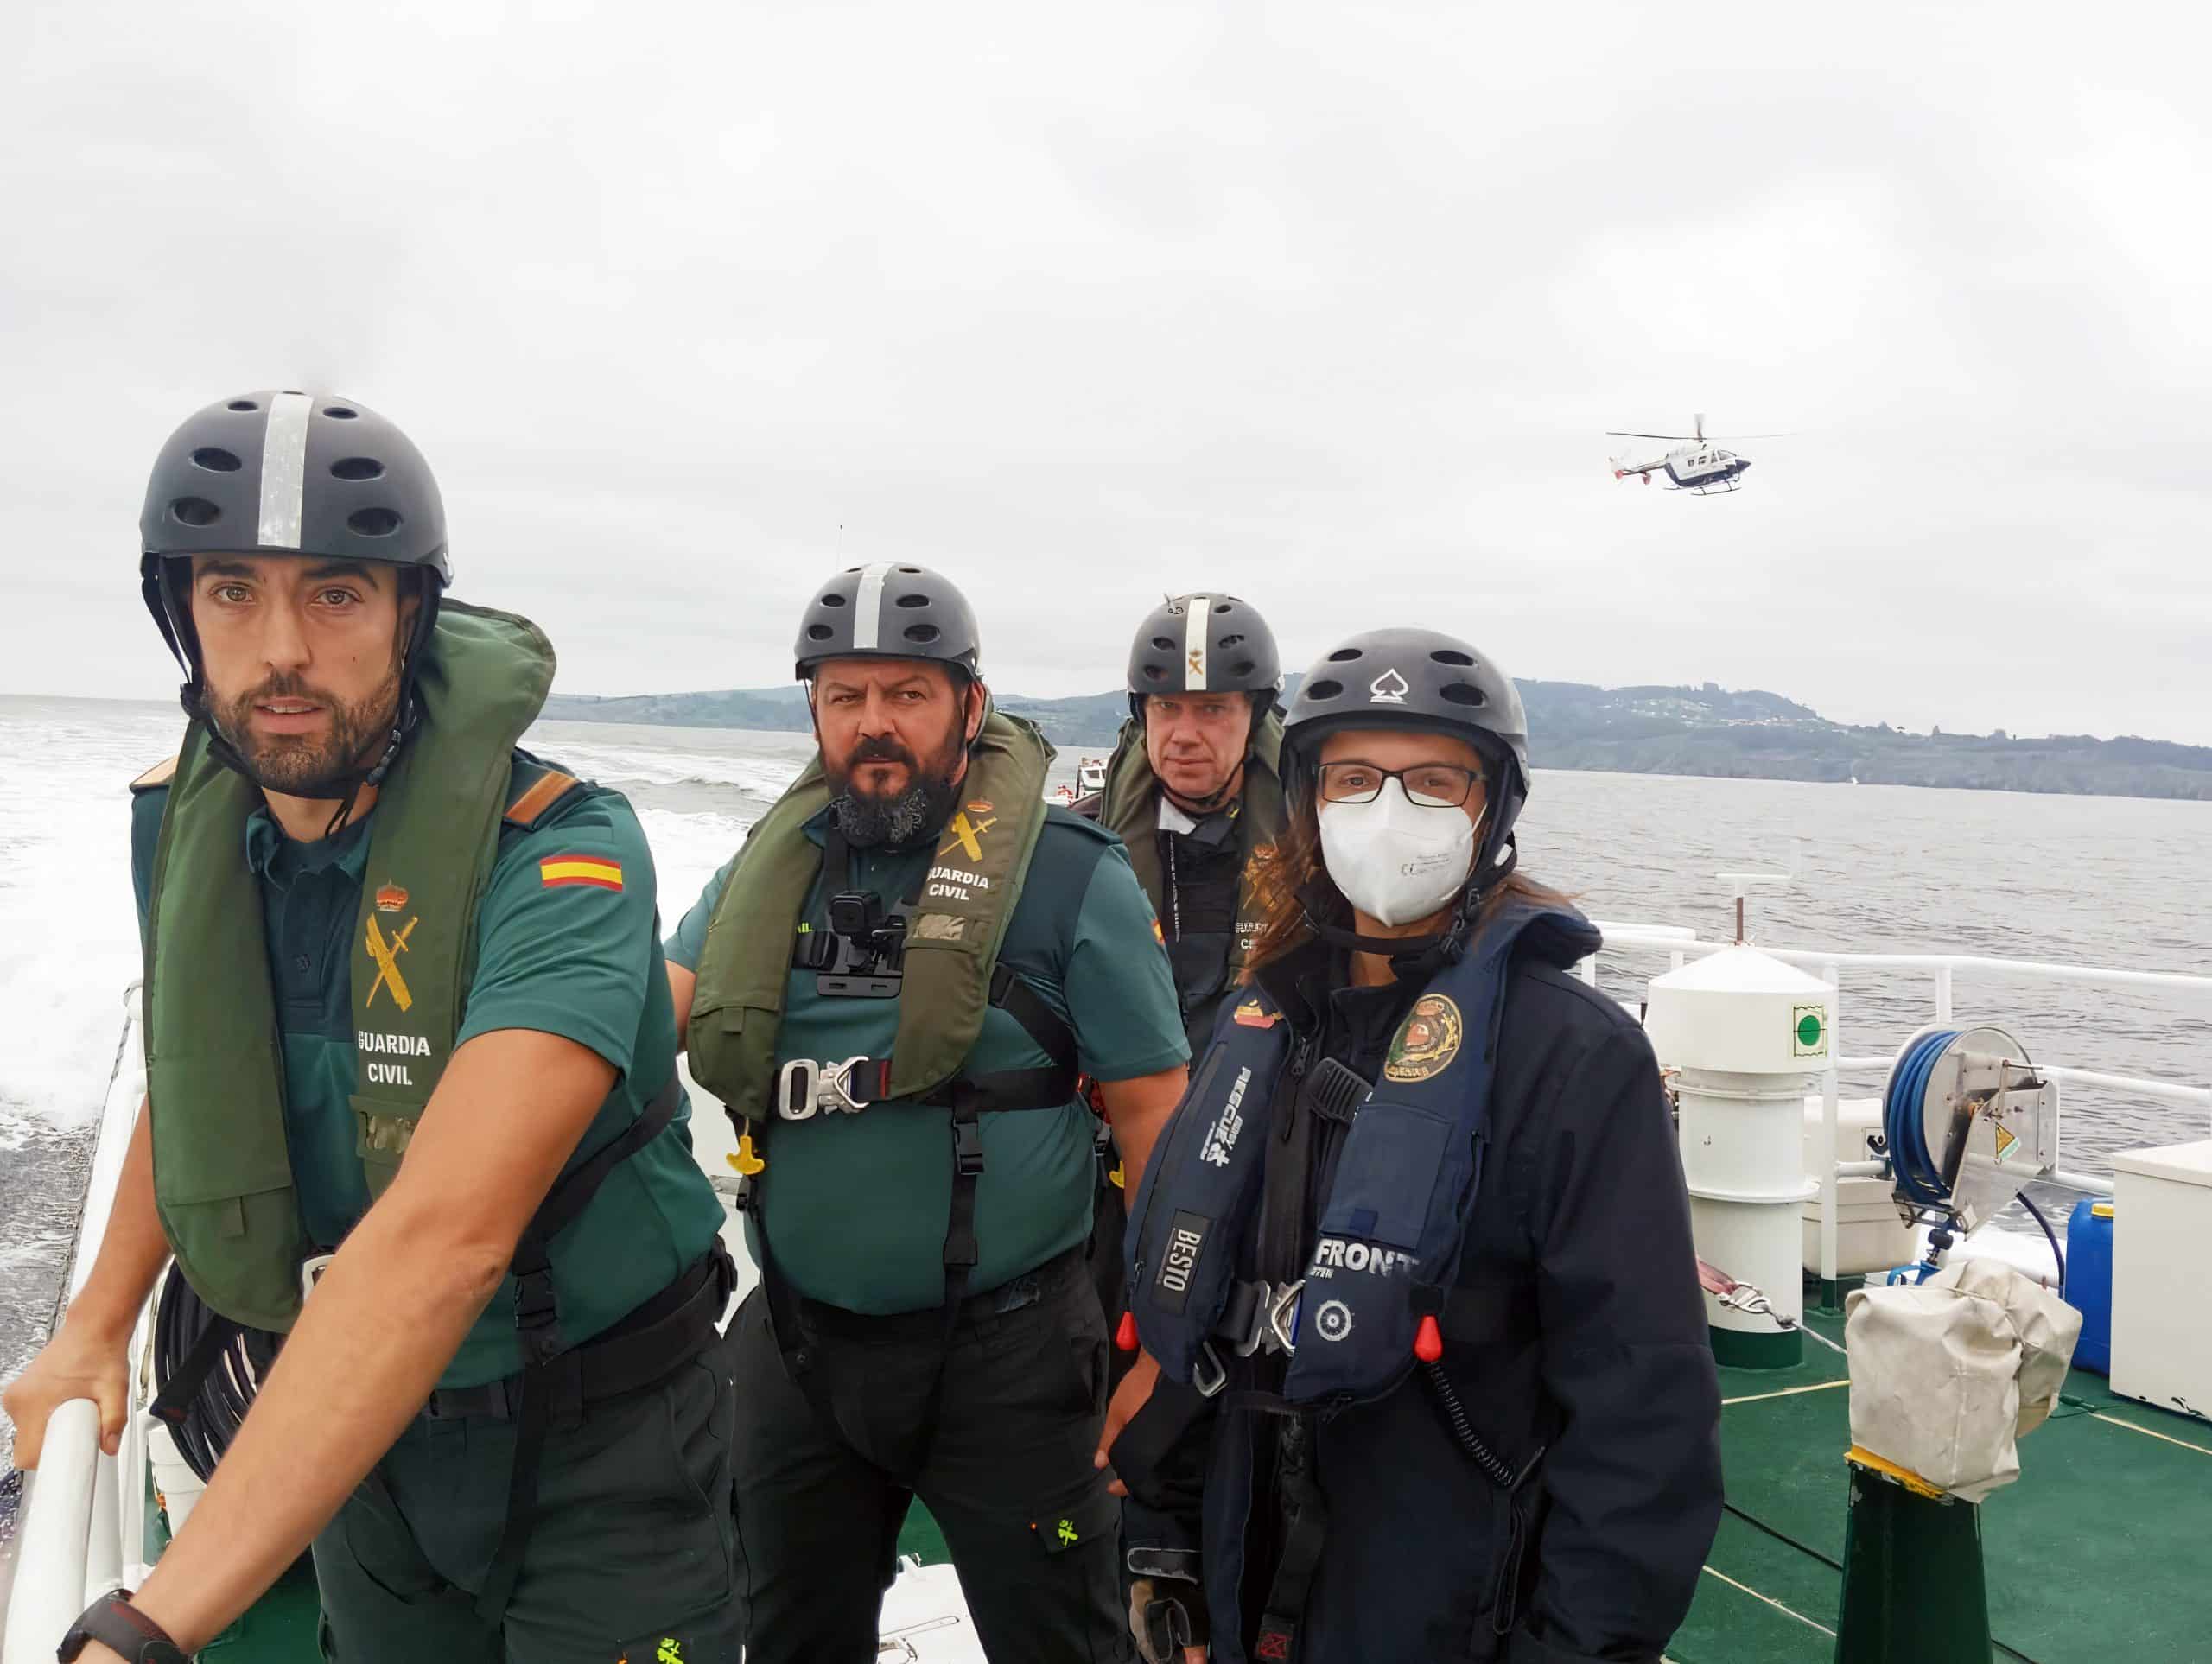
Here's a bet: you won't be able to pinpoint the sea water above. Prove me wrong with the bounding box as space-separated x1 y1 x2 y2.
3 695 2208 1471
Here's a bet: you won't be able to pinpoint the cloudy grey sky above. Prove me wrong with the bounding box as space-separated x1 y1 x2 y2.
7 3 2209 743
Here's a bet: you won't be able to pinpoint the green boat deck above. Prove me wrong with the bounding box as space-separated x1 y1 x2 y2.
184 1303 2212 1661
1671 1304 2212 1664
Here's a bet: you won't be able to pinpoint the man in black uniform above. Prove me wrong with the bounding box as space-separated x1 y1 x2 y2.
1074 593 1287 1060
1074 594 1288 1346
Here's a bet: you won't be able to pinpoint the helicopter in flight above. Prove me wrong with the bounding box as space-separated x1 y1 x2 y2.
1606 414 1789 495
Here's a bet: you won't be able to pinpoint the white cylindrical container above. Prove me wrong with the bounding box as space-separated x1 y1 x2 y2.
1645 947 1836 1369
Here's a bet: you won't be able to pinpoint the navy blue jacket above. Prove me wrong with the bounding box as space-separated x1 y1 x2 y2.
1123 920 1723 1663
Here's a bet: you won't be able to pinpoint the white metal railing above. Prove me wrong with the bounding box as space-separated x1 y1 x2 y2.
1584 920 2212 1283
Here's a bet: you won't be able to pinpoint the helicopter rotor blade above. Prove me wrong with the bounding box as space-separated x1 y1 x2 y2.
1605 431 1694 440
1694 412 1706 441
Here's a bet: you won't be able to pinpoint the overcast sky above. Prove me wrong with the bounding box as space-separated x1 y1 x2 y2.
7 3 2209 744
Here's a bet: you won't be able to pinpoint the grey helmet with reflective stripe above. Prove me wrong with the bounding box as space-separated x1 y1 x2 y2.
137 391 452 797
793 562 982 681
1125 592 1281 713
1282 626 1531 889
140 391 450 578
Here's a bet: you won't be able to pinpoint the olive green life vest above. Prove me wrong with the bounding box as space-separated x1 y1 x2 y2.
1096 708 1287 988
687 710 1054 1127
140 601 556 1331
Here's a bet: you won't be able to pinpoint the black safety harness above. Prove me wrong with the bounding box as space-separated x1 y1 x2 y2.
736 825 1084 1463
153 1071 734 1621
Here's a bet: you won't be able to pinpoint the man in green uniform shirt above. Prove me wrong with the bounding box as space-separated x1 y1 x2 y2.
665 563 1190 1663
3 392 734 1663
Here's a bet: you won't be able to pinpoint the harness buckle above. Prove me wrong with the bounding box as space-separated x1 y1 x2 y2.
776 1057 821 1121
776 1056 877 1120
1266 1280 1306 1356
1226 1280 1271 1358
819 1056 875 1114
951 1117 987 1178
1193 1341 1227 1399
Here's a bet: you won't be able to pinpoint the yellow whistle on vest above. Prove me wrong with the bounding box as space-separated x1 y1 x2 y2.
728 1134 766 1177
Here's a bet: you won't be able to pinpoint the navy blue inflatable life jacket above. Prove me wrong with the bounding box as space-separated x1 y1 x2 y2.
1126 899 1596 1407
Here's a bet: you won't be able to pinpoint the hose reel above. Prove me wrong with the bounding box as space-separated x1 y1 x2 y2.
1884 1025 2060 1236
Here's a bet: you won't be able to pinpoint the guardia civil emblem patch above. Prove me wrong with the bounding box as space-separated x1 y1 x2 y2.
1383 994 1464 1083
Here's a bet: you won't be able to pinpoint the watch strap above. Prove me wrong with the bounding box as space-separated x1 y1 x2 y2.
59 1592 189 1664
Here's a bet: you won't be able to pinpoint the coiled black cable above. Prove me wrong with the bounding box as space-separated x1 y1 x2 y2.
152 1261 279 1483
1421 1360 1517 1489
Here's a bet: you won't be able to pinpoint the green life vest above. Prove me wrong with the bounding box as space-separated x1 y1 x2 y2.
687 709 1054 1129
1096 708 1287 990
141 601 556 1331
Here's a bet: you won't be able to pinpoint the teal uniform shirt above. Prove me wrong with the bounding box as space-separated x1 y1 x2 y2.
131 750 727 1388
668 805 1188 1314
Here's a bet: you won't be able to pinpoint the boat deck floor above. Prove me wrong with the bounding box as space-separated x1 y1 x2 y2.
190 1307 2212 1661
1670 1305 2212 1664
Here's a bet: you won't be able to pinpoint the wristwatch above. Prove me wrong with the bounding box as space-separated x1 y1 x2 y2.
56 1592 189 1664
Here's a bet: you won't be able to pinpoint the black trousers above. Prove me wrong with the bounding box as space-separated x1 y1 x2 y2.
729 1246 1131 1664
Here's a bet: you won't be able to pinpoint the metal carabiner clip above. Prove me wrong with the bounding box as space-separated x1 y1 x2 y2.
1265 1279 1306 1356
819 1056 874 1114
1193 1342 1228 1399
299 1252 336 1309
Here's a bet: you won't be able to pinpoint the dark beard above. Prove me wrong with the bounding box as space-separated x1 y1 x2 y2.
827 731 963 848
203 666 401 799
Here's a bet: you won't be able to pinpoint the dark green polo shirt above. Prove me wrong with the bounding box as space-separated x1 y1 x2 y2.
667 806 1187 1314
131 752 726 1388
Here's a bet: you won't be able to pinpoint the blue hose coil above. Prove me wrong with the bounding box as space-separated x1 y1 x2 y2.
1885 1029 1962 1210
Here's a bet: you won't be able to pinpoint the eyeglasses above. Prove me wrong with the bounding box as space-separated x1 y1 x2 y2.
1316 762 1482 809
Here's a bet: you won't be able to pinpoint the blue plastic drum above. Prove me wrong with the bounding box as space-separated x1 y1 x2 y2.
2063 1197 2116 1375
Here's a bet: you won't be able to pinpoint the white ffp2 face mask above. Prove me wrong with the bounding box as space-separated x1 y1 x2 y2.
1318 779 1482 928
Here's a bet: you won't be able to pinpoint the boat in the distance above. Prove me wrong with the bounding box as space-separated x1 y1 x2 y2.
1048 756 1109 807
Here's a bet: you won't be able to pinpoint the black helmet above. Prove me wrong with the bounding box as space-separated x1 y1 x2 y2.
1124 593 1281 716
794 562 982 681
139 391 450 675
137 391 451 805
140 390 449 578
1282 626 1530 890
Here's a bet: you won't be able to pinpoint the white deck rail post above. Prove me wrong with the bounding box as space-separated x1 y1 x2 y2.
3 1399 100 1662
1820 959 1842 1296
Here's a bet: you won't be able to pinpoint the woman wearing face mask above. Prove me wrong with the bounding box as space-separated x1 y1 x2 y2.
1101 628 1722 1664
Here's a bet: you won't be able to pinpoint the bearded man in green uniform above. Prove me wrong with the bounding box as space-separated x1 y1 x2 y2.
2 392 735 1663
664 563 1190 1664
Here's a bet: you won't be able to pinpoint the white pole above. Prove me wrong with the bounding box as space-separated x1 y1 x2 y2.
3 1400 99 1662
1820 959 1841 1291
1936 964 1955 1026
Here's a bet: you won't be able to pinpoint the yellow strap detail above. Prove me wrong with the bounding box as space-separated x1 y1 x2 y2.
1846 1445 1949 1499
504 769 579 828
131 753 180 791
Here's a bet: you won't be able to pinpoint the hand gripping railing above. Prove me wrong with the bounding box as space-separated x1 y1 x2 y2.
1 1399 124 1662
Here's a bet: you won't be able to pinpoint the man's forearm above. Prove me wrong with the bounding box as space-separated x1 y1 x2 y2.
124 1197 507 1650
1100 1068 1187 1208
68 1101 169 1341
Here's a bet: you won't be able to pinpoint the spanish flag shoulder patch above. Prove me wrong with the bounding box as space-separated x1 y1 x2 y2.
540 854 624 892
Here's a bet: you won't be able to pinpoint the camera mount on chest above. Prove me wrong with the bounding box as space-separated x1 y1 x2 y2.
795 888 910 998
